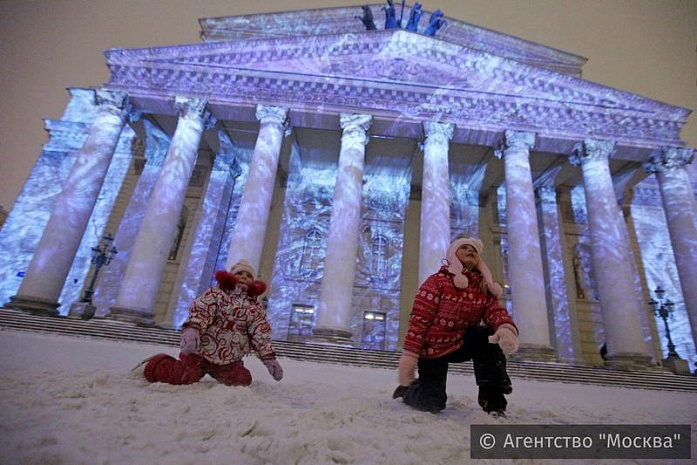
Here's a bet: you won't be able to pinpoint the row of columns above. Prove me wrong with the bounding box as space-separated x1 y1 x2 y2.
7 89 696 367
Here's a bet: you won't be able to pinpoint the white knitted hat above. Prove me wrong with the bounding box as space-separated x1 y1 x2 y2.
229 259 256 280
445 237 502 297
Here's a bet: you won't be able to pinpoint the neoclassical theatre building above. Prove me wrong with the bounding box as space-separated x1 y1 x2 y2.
1 4 695 370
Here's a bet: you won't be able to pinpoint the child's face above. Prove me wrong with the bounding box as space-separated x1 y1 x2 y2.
235 270 253 290
456 244 479 270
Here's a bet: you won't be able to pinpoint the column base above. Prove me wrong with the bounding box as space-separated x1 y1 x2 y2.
509 344 558 362
312 327 354 347
662 356 692 376
4 294 60 316
604 353 655 371
107 305 155 326
68 302 96 320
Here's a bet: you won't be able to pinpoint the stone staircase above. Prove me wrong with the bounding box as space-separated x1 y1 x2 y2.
1 308 696 393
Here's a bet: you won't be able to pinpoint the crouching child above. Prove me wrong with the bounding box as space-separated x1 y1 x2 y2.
133 260 284 386
394 237 518 416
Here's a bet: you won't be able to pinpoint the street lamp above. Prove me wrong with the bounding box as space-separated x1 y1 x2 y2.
80 233 118 305
648 286 680 359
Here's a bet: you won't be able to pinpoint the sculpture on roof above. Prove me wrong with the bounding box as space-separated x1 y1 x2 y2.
405 3 423 32
355 5 377 30
424 9 446 36
382 0 399 29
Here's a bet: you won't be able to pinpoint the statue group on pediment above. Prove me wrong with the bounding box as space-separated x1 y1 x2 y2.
356 2 446 36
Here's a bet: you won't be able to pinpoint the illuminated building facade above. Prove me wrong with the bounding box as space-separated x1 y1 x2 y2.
1 5 695 370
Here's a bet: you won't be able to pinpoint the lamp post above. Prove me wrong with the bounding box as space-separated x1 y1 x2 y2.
648 286 679 358
81 233 118 304
648 286 690 375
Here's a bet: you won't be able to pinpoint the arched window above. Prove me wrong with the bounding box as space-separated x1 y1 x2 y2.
300 228 323 272
371 235 389 278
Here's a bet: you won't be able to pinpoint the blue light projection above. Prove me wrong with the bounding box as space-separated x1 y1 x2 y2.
170 132 242 328
631 178 696 368
93 119 171 316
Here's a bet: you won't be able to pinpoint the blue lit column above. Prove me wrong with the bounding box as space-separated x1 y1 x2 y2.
92 119 170 316
7 89 129 315
570 139 651 368
418 121 453 285
226 105 288 271
496 130 554 360
644 147 697 352
167 132 242 328
314 113 372 345
109 97 213 323
536 183 580 362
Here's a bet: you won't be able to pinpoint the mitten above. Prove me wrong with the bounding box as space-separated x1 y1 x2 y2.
398 350 419 386
263 358 284 381
180 326 200 355
488 323 518 355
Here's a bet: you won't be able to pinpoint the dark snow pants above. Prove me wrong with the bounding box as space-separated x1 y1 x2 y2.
143 353 252 386
403 326 512 413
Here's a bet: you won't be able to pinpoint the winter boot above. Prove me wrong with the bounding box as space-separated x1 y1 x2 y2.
478 385 508 416
402 379 447 413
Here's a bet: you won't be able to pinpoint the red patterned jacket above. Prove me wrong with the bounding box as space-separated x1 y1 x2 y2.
184 286 276 365
403 266 517 359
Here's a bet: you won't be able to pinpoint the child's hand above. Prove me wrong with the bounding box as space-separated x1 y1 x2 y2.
263 359 284 381
488 324 518 355
180 327 200 354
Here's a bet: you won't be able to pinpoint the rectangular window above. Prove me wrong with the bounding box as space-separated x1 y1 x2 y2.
288 304 315 341
361 311 386 350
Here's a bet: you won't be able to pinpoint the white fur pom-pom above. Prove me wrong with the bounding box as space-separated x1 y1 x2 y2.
454 273 469 289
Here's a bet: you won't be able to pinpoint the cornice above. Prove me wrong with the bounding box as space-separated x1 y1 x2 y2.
104 29 691 151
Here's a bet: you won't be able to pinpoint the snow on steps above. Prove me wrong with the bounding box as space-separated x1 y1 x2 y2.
1 307 695 393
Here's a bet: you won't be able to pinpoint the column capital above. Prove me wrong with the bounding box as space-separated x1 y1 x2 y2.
174 96 211 123
339 113 373 145
569 139 615 166
422 121 454 144
256 105 289 127
643 147 695 174
94 89 129 117
494 130 535 158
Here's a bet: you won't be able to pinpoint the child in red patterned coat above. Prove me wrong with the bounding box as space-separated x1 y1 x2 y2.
394 237 518 415
134 260 284 386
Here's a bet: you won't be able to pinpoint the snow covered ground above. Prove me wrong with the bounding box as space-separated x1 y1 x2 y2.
0 328 694 465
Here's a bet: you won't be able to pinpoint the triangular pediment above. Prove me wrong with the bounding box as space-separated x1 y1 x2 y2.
107 29 675 114
199 4 587 77
105 28 690 150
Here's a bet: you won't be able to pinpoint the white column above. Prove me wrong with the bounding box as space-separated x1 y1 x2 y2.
418 121 453 285
109 97 213 323
7 89 129 315
225 105 288 272
644 147 697 353
536 184 580 362
92 119 170 315
570 139 651 368
314 113 372 345
496 130 554 359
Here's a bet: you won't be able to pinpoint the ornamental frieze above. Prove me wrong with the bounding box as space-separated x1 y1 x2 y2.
107 53 686 146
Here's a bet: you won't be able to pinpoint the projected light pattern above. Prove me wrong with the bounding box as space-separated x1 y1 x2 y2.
92 119 171 316
114 97 208 316
537 185 577 362
226 105 288 271
266 164 334 340
497 131 551 349
571 140 647 358
57 128 135 313
419 121 452 285
316 113 372 335
171 132 241 328
12 90 128 309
